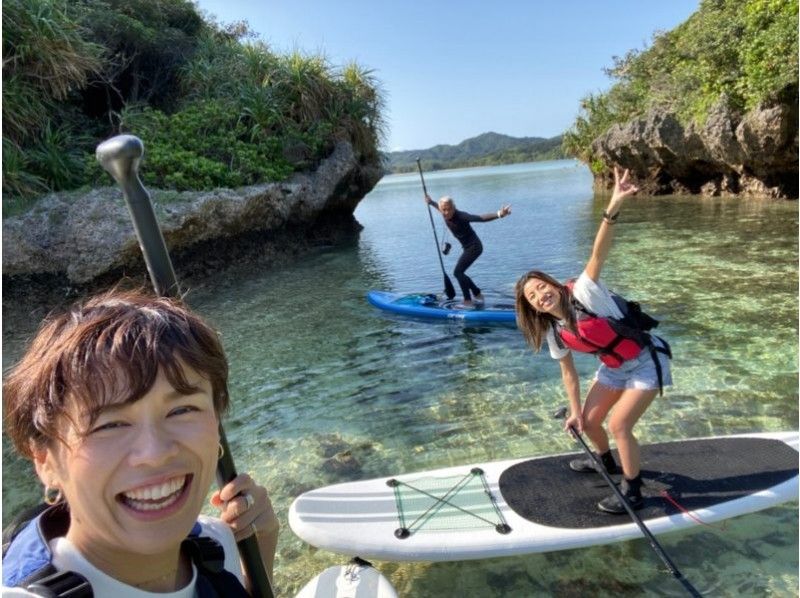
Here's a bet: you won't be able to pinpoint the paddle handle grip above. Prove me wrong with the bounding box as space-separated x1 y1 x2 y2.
96 136 179 296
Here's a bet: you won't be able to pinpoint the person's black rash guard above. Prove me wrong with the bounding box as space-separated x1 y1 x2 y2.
444 210 487 247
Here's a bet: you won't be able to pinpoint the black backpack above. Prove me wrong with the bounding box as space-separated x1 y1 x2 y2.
564 278 659 347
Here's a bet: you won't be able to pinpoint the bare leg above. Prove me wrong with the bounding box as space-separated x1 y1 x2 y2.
581 380 624 453
606 388 658 478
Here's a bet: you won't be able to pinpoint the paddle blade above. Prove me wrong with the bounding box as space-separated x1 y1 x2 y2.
444 275 456 300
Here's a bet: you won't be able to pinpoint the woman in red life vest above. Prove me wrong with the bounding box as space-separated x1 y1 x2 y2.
514 167 672 514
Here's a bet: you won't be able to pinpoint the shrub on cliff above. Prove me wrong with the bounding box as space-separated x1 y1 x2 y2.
563 0 798 166
2 0 104 198
176 31 385 168
115 101 293 190
2 0 386 203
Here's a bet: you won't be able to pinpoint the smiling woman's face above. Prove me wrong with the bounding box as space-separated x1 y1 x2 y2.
523 277 561 315
34 364 220 566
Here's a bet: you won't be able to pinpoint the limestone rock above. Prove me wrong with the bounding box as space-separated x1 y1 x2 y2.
591 88 798 199
701 96 744 168
3 141 383 284
736 103 797 176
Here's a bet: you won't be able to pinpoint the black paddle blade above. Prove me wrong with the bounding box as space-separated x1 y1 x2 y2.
444 275 456 300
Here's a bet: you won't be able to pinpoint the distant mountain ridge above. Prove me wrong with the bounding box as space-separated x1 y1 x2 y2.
384 131 564 173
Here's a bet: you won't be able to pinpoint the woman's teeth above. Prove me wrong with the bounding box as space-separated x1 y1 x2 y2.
121 476 187 510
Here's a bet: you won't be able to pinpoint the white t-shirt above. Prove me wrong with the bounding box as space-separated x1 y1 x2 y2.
2 516 243 598
545 271 625 360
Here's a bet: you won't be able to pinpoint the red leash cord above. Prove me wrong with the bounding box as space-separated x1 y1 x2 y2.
659 490 728 531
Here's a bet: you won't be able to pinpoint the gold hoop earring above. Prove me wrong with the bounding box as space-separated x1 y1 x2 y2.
44 486 62 505
217 443 225 460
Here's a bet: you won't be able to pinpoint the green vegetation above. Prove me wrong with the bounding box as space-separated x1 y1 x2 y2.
563 0 798 163
387 132 565 173
3 0 386 204
2 0 104 200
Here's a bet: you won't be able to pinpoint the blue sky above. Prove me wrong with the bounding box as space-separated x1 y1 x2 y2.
194 1 699 151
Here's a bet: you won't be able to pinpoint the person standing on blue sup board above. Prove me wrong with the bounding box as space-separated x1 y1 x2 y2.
514 167 672 514
425 194 512 307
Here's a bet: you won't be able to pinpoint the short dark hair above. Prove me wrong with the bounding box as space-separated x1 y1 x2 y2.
4 289 229 458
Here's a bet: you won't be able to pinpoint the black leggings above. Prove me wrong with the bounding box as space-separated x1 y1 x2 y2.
454 241 483 301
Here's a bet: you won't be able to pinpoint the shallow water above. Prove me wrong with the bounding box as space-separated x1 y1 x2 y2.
3 160 797 596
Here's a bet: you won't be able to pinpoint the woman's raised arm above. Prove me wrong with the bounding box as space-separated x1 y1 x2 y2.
584 167 639 282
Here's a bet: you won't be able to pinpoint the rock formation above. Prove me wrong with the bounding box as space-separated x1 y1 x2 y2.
3 141 383 287
591 89 798 199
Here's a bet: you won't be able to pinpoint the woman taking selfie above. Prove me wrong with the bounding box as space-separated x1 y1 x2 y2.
3 289 279 596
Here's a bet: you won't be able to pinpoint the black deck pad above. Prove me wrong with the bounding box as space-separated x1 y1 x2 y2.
499 437 798 529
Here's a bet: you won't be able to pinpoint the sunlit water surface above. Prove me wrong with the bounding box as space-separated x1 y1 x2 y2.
3 160 797 596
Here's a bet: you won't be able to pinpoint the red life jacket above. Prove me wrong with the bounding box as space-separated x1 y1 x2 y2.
556 280 655 368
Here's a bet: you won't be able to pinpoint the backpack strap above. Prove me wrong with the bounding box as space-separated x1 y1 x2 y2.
182 535 251 598
551 321 566 350
19 565 92 598
563 278 593 312
648 336 673 396
182 536 226 573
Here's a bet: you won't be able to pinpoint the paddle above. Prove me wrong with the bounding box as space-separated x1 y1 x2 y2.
96 134 274 598
415 158 456 300
553 407 701 598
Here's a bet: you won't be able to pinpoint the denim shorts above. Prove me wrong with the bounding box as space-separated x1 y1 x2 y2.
594 338 672 391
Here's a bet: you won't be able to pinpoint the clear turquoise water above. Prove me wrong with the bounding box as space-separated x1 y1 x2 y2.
3 160 797 596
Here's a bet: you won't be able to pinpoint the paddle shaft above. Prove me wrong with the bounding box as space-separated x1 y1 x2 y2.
567 425 702 598
415 159 455 299
96 135 274 598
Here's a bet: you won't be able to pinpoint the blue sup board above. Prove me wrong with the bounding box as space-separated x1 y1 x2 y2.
367 291 516 324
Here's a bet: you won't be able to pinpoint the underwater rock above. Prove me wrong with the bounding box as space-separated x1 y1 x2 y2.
322 450 362 476
318 434 351 458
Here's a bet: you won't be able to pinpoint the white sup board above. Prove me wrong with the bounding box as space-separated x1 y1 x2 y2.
294 559 398 598
289 431 798 562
